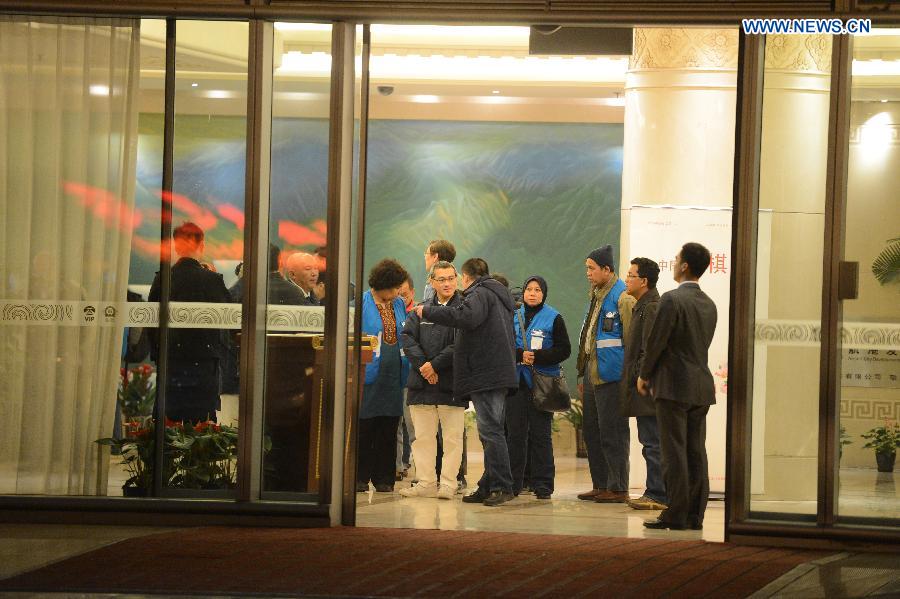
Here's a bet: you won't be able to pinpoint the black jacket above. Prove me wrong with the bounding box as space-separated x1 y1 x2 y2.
148 257 231 362
423 275 518 399
620 287 660 417
400 292 463 406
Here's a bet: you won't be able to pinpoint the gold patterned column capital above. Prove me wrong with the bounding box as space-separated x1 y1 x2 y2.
764 34 832 73
630 28 739 71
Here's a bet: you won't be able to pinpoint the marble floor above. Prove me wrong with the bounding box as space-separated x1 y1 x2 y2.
357 453 726 542
750 468 899 521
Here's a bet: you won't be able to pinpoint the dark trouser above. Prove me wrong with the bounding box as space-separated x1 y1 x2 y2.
655 399 709 527
636 415 666 504
506 380 555 495
358 415 400 487
164 358 220 424
472 390 513 494
582 377 630 492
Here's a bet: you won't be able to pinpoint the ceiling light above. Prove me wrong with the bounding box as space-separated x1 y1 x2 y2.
410 95 440 103
492 90 500 94
205 90 235 99
274 23 332 32
89 84 109 96
191 82 199 88
852 59 900 76
881 99 889 103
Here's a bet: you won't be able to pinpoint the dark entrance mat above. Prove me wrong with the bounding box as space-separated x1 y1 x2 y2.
0 526 832 597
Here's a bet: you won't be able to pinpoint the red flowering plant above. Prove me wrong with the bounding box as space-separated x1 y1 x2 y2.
166 419 240 489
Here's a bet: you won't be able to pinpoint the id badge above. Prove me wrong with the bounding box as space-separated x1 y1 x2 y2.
602 312 615 333
530 330 544 350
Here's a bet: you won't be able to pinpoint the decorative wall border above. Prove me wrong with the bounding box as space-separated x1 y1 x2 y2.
840 399 900 421
0 300 332 333
755 319 900 350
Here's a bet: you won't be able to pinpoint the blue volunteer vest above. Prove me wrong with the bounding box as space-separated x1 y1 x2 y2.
514 305 562 389
362 290 410 385
583 278 626 383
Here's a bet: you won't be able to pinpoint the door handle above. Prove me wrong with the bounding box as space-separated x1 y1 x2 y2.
838 261 859 300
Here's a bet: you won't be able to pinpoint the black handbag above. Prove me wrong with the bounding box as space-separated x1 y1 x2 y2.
517 308 572 413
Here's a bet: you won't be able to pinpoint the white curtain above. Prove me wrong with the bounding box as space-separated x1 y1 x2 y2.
0 17 140 494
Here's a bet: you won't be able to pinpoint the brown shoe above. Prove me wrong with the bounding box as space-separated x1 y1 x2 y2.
626 495 668 510
577 488 605 501
594 490 629 503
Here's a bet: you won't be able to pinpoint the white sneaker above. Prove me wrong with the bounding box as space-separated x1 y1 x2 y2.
437 484 456 500
399 483 437 498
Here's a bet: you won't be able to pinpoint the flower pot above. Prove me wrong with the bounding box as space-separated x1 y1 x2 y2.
875 451 896 473
122 485 148 497
575 427 588 459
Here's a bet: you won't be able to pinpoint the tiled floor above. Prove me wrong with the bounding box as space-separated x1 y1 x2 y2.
357 453 725 542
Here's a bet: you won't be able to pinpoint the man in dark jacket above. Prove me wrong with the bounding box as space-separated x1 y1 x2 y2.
148 222 231 423
621 257 666 511
400 261 465 500
638 242 717 531
415 257 518 506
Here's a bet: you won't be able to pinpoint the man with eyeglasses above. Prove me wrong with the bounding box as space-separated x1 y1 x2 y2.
422 239 456 302
621 257 667 512
399 261 466 500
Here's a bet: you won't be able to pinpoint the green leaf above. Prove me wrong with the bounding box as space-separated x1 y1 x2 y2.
872 239 900 286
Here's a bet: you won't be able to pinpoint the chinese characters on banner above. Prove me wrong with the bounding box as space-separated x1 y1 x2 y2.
628 205 754 494
842 349 900 388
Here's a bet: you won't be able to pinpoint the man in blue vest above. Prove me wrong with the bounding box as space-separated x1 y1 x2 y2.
576 245 635 503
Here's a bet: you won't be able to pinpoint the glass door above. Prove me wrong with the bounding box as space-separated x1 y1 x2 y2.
836 27 900 527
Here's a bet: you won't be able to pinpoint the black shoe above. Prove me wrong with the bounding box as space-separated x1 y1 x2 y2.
462 489 488 503
535 490 552 500
643 518 686 530
374 484 394 493
356 483 369 492
483 490 515 507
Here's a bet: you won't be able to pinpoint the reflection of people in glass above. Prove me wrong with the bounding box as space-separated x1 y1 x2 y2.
148 222 231 423
286 251 320 306
358 259 410 493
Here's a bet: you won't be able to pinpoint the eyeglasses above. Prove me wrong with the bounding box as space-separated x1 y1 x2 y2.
626 273 645 279
432 276 457 283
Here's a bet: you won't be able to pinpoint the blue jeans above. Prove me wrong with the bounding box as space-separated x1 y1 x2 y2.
472 389 514 493
582 377 630 492
506 380 554 495
636 415 666 504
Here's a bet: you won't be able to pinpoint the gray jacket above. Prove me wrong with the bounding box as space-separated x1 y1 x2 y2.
639 282 717 406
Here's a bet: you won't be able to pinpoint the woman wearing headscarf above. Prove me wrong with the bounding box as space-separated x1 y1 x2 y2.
358 258 410 493
507 275 571 499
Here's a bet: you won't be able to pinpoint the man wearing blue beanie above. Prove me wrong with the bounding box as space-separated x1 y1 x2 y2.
576 245 635 503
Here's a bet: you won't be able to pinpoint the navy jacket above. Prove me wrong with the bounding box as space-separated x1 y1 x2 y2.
401 291 463 406
422 276 517 400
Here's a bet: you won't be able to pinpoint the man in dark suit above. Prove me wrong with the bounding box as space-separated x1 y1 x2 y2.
637 242 717 531
148 222 231 423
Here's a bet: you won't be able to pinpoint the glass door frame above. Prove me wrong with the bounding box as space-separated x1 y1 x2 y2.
727 29 900 546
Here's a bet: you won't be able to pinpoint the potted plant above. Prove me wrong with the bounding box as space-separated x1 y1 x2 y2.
860 420 900 472
560 398 587 458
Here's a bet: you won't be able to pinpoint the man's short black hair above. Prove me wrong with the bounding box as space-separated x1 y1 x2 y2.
428 239 456 263
681 242 711 278
461 257 489 279
630 257 660 289
269 244 281 273
368 259 409 291
173 222 204 243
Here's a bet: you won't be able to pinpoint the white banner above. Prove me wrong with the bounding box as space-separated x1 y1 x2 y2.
628 205 737 494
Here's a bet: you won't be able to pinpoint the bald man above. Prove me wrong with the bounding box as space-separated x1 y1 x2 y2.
286 252 321 306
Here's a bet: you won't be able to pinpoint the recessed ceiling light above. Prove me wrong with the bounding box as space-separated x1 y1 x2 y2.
881 99 889 103
191 82 199 88
492 90 500 94
89 84 109 96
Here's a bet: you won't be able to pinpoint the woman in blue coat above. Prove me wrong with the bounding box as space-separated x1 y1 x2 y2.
358 259 410 492
507 275 571 499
